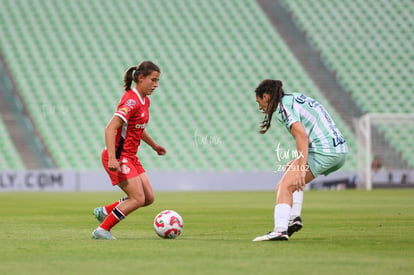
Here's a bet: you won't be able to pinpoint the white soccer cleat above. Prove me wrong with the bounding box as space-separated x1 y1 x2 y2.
92 228 116 240
252 231 289 242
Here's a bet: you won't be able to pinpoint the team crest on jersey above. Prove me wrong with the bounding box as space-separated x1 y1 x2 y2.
120 164 131 174
126 99 136 107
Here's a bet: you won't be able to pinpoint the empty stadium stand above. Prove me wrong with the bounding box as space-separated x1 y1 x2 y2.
280 0 414 167
3 0 410 172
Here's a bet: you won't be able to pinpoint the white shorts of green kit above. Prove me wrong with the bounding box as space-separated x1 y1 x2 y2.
307 152 347 177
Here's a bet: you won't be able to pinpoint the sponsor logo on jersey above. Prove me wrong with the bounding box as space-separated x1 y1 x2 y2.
135 123 147 129
332 133 346 147
295 94 306 104
126 99 136 107
307 99 316 107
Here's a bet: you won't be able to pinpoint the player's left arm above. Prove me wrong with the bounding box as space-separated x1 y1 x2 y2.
142 130 167 155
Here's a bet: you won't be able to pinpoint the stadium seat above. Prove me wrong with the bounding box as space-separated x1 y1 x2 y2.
0 119 25 170
281 0 414 167
0 0 363 171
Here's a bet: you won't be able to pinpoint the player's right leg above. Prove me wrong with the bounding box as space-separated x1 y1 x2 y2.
114 176 142 209
93 196 129 223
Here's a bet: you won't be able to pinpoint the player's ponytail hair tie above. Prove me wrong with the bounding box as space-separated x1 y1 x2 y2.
131 69 136 81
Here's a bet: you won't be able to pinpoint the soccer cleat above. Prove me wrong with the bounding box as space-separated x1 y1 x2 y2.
288 216 303 237
252 231 289 242
92 228 116 240
93 207 107 223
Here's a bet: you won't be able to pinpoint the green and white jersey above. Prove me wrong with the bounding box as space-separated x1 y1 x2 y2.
275 93 348 154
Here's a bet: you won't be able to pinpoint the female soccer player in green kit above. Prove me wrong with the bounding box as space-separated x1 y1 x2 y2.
253 79 347 241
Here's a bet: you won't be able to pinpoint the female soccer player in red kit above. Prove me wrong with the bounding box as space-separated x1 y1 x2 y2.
92 61 166 240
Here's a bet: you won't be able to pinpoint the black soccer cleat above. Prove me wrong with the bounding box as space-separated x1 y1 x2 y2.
288 216 303 237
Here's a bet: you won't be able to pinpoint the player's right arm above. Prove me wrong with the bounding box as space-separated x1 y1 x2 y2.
105 116 124 171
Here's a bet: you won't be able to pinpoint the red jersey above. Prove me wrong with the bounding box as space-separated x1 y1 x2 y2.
113 88 150 158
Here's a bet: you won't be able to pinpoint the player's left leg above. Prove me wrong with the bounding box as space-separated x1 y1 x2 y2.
288 191 304 237
253 158 314 241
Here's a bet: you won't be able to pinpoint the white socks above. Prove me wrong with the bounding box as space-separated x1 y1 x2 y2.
274 204 291 232
290 191 303 220
273 191 304 232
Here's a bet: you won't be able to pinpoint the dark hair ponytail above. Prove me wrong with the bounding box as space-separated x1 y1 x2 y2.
255 79 285 134
123 61 160 91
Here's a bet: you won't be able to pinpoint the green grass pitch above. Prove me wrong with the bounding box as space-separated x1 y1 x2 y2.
1 189 413 275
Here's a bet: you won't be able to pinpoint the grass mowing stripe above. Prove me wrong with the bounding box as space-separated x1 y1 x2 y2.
0 190 413 275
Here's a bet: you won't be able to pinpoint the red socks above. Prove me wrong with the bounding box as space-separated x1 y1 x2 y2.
100 207 126 231
104 196 128 214
104 201 121 215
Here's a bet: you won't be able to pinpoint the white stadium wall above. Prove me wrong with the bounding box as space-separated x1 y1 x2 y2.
0 170 359 192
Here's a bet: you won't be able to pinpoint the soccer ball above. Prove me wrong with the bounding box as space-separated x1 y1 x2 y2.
153 210 184 239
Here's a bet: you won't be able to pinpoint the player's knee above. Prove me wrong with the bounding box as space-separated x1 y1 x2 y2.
287 183 297 193
144 195 154 206
278 180 297 193
129 196 146 209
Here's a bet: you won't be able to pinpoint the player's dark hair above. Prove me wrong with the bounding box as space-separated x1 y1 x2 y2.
255 79 285 134
123 61 160 91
